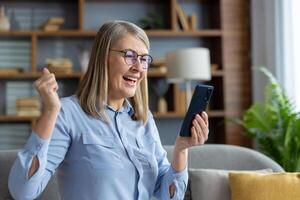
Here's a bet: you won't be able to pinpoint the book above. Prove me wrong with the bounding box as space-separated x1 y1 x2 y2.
43 24 60 32
16 97 41 108
47 17 65 25
46 58 73 68
189 13 197 31
17 109 41 117
175 3 189 31
47 66 73 74
41 17 65 32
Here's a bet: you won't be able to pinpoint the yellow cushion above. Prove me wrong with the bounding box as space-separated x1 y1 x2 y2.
229 172 300 200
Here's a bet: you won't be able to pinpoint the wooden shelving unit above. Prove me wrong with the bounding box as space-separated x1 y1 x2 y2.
0 115 37 122
153 110 225 119
0 30 222 37
0 72 82 79
0 70 224 79
0 0 251 146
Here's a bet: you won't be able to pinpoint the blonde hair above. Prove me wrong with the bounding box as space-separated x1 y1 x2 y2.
76 21 150 124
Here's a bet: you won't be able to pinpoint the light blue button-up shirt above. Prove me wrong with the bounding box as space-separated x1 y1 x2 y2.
9 96 188 200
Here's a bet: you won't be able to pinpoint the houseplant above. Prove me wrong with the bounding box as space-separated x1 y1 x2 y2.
139 11 164 30
238 67 300 172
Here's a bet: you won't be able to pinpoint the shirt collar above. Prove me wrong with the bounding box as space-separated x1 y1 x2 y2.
106 98 134 116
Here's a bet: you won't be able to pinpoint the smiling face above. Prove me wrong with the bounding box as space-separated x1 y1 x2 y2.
107 34 148 109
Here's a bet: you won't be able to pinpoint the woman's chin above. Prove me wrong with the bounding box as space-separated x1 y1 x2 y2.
122 89 136 98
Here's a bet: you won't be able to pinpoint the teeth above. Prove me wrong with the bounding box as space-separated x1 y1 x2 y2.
124 76 138 81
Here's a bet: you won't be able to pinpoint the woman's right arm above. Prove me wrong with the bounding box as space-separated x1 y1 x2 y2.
8 68 70 200
30 67 61 177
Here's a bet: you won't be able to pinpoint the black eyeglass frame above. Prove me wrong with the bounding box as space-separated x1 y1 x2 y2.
110 49 153 69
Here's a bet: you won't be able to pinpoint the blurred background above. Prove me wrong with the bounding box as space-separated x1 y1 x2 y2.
0 0 299 150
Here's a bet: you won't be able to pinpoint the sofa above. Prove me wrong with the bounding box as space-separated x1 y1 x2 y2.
0 144 284 200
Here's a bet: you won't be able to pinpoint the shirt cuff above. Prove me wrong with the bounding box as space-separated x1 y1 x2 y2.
169 165 188 181
22 132 50 181
24 132 50 158
164 166 188 200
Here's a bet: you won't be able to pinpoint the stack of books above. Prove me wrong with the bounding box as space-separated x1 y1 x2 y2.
6 81 38 115
0 124 30 150
42 17 65 31
46 58 73 73
16 97 41 117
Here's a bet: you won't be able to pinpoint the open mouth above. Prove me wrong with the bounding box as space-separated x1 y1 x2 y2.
123 75 138 85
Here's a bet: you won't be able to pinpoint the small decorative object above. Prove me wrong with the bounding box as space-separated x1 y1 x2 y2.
211 64 219 72
189 13 197 31
0 6 10 31
42 17 65 31
139 11 164 30
149 78 170 113
78 46 90 73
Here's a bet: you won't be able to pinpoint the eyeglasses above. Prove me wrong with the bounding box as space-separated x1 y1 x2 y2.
110 49 153 69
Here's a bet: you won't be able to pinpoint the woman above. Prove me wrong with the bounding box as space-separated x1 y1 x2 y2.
9 21 209 200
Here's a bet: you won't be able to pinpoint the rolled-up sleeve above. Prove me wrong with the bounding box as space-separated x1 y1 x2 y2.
8 106 71 200
149 114 188 200
156 163 188 200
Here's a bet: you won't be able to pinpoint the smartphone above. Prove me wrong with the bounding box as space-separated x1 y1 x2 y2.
179 84 214 137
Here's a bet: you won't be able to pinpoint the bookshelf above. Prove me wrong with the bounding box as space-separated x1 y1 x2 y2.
0 0 251 147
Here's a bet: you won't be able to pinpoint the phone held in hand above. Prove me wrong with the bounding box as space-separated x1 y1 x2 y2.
179 84 214 137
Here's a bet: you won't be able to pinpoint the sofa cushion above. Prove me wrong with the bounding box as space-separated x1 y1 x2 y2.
229 172 300 200
0 150 59 200
188 168 272 200
0 150 17 200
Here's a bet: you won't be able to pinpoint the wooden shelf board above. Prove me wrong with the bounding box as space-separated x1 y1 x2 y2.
212 70 224 77
153 110 225 118
153 112 184 118
147 70 224 78
35 30 95 37
0 71 222 79
208 110 225 117
0 110 224 122
0 31 32 37
146 30 222 37
147 71 167 77
0 72 82 79
0 30 222 38
0 115 37 122
0 30 94 37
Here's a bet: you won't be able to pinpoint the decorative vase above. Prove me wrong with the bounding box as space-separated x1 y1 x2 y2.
0 7 10 31
79 50 90 73
158 97 167 113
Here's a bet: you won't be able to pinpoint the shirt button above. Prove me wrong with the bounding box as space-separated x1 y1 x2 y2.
36 144 42 150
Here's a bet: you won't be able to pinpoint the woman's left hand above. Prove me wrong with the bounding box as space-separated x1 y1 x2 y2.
174 112 209 151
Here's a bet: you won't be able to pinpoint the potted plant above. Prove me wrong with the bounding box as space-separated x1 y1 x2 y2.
139 11 164 30
238 67 300 172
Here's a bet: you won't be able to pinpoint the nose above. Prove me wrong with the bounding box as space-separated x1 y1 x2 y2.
131 57 144 72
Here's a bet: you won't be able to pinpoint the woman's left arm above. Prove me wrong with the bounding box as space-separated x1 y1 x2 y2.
172 112 209 171
151 111 209 200
169 112 209 196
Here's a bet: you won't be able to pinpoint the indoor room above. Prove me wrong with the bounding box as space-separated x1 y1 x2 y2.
0 0 299 199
